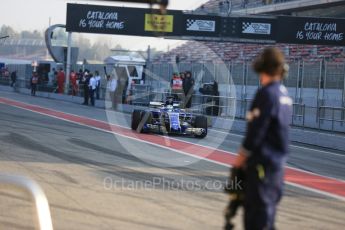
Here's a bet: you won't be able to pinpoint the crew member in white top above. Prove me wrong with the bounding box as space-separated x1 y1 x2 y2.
107 74 118 109
89 74 97 106
95 71 101 100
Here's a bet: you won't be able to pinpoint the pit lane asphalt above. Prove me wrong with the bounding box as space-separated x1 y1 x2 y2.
0 91 344 229
1 91 344 180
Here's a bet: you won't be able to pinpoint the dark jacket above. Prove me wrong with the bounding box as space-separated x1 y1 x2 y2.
11 72 17 82
242 81 292 169
183 77 194 95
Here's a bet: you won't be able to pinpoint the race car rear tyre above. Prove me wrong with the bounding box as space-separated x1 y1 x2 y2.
195 116 208 138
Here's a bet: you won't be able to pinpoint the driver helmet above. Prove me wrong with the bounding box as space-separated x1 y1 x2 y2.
166 96 174 105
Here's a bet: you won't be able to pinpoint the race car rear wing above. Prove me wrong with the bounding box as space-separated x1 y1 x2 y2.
149 101 164 108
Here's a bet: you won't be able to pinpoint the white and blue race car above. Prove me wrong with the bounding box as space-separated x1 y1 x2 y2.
131 98 207 138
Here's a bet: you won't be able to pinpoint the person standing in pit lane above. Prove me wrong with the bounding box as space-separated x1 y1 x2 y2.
70 70 78 96
57 68 65 94
81 70 91 105
31 71 39 96
106 74 117 109
10 71 17 87
231 47 292 230
170 72 183 101
183 71 195 109
89 73 97 107
95 71 101 100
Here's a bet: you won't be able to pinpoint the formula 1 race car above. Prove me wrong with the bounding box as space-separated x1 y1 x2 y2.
131 97 208 138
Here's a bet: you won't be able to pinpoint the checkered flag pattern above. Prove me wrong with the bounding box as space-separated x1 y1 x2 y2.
186 19 195 28
242 22 254 33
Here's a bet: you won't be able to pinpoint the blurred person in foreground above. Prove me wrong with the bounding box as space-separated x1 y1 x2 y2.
227 47 292 230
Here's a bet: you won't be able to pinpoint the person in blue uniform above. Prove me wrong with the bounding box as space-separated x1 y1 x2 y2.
233 47 292 230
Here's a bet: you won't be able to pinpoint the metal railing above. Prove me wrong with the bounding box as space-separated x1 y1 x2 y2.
0 174 54 230
292 103 305 128
318 106 345 132
129 88 345 133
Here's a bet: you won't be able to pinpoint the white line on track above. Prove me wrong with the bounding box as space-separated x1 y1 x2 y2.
106 108 345 158
284 181 345 201
209 128 345 157
86 111 345 184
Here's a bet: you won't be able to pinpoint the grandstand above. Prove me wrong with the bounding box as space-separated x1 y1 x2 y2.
156 42 345 63
197 0 345 14
197 0 298 13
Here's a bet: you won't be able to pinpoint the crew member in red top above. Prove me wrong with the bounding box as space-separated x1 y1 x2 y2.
170 72 183 101
70 70 78 96
57 68 65 94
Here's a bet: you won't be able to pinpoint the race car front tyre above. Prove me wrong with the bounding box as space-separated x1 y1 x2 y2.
140 112 152 133
195 116 208 138
132 110 152 133
131 110 143 132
